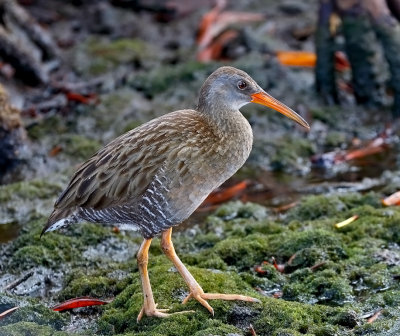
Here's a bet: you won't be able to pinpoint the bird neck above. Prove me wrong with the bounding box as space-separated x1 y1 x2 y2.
198 101 249 136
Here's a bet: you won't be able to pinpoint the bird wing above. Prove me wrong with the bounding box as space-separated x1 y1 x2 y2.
47 110 212 226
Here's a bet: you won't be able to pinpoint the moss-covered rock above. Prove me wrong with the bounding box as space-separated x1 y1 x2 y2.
0 322 69 336
2 187 400 335
60 134 101 160
0 179 62 203
131 62 215 97
71 37 159 76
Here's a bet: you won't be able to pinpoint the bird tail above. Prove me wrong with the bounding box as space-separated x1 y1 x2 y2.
41 208 79 237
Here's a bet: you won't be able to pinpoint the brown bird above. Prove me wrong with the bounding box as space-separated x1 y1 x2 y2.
42 66 309 320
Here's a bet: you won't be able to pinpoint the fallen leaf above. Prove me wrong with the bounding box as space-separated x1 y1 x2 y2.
276 51 316 67
52 297 111 311
367 310 382 323
334 215 359 229
382 191 400 206
66 92 98 104
200 180 248 207
49 145 63 157
197 30 238 62
0 307 19 320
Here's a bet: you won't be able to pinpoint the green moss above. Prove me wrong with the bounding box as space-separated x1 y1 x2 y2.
131 62 214 96
59 273 119 300
26 115 66 140
0 294 67 332
92 89 142 132
253 298 352 336
73 37 157 76
3 188 400 335
269 136 315 172
61 134 101 160
283 268 353 305
87 38 151 64
0 179 62 203
271 229 346 261
286 192 381 222
325 131 348 149
99 260 260 335
213 201 269 222
122 120 143 134
0 322 68 336
5 216 120 271
213 234 270 270
310 106 348 128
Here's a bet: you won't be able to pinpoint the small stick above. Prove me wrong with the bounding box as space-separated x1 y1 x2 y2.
310 261 327 271
334 215 359 228
0 306 19 320
4 271 34 291
249 324 257 336
367 309 382 323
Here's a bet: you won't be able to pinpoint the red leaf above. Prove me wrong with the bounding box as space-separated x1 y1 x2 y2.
66 92 99 104
52 297 111 311
49 145 63 157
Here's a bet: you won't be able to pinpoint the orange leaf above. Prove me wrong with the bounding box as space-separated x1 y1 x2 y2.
201 180 248 207
197 30 238 62
276 50 350 70
276 51 316 67
344 140 386 161
197 0 227 45
382 191 400 206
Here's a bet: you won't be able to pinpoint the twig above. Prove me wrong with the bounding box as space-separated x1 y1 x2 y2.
4 271 34 291
367 309 382 323
249 324 257 336
0 306 19 320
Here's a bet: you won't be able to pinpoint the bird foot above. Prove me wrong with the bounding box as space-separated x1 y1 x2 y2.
182 288 261 316
137 303 194 322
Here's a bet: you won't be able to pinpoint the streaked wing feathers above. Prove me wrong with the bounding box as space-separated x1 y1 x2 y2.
53 111 200 213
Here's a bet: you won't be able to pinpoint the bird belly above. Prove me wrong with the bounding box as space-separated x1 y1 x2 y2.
164 139 252 227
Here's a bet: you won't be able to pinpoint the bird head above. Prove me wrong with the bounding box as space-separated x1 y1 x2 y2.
198 66 310 130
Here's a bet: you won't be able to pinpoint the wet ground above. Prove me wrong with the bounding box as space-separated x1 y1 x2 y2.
1 0 400 335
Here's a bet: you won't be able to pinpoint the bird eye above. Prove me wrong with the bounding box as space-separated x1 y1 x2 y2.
237 80 247 90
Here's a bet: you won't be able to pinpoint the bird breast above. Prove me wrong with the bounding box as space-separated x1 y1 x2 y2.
161 110 253 223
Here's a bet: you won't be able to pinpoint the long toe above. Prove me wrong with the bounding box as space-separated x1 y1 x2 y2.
202 293 261 303
183 291 260 316
137 305 195 322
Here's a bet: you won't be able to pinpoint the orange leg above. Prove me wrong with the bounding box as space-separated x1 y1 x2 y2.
136 238 193 321
161 228 260 315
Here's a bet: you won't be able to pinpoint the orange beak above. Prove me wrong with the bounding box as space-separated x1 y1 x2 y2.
251 92 310 130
